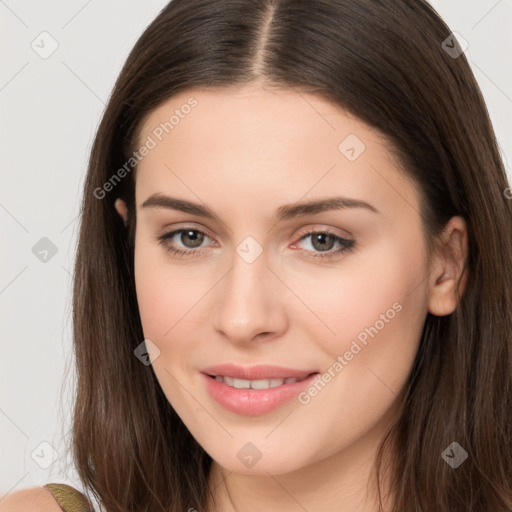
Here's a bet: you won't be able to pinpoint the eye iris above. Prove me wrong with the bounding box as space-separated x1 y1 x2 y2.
311 233 335 252
181 230 204 248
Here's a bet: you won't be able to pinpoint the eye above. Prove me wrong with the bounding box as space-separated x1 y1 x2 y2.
156 228 215 257
156 226 356 260
292 229 355 261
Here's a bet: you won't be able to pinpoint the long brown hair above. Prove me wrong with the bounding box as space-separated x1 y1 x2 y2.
71 1 512 510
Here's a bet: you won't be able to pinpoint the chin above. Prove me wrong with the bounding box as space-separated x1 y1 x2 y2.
209 449 305 476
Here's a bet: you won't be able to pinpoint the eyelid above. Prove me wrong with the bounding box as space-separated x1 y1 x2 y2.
292 224 353 243
158 222 217 241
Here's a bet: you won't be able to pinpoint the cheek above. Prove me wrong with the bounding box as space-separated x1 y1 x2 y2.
291 250 427 458
310 234 428 412
134 238 188 340
135 242 171 339
296 233 427 345
133 242 208 408
134 238 218 351
307 233 427 380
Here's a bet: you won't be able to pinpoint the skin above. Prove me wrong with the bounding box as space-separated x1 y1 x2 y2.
115 84 468 512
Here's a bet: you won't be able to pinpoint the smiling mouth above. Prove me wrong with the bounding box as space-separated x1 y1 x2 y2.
206 373 317 390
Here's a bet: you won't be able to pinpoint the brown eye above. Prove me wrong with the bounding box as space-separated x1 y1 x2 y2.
157 228 213 256
294 229 356 261
309 232 336 252
179 229 205 248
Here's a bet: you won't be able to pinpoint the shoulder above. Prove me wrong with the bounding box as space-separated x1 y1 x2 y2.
0 486 63 511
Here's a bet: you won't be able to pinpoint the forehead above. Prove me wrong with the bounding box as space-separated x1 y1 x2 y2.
133 85 421 219
136 84 386 156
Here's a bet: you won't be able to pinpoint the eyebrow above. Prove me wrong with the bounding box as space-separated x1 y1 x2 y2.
141 193 379 222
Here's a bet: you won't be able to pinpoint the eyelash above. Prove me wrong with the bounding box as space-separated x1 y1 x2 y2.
156 227 355 261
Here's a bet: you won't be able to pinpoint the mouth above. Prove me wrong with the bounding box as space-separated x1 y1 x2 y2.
205 373 315 390
200 363 318 381
200 364 321 415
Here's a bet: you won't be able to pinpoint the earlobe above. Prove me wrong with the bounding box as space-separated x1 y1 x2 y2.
427 216 469 316
114 198 129 227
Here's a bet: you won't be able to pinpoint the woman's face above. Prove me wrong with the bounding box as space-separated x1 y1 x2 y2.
116 84 446 476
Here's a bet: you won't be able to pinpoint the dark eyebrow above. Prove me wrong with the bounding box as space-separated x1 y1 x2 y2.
140 193 379 221
274 196 379 220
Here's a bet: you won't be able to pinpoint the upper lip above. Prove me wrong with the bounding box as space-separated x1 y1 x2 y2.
200 363 318 380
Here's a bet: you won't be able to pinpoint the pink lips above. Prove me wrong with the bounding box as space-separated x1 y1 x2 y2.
201 363 317 380
200 363 320 416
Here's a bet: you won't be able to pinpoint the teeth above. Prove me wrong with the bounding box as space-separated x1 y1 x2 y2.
233 378 251 389
252 378 280 389
223 376 235 387
213 375 309 389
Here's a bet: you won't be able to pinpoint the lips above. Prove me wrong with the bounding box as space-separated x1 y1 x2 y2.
200 363 317 380
200 363 321 415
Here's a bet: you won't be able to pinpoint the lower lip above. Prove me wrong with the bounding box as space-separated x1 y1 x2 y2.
201 372 320 416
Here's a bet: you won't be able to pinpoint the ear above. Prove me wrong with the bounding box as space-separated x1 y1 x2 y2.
114 198 129 227
427 215 469 316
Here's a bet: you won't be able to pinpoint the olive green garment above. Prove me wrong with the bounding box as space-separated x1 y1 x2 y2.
43 483 94 512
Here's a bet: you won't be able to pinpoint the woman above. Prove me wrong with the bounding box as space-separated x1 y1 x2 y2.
3 0 511 510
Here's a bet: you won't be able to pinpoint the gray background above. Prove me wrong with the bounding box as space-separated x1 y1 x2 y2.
1 0 511 499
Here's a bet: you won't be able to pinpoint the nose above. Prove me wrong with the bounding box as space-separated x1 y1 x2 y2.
212 246 288 345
